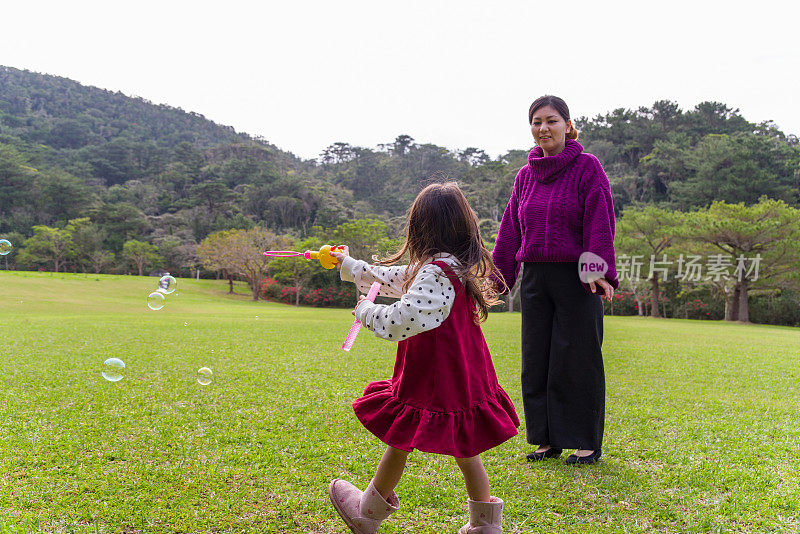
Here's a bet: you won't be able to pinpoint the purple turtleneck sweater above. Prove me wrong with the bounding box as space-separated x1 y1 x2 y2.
492 139 618 292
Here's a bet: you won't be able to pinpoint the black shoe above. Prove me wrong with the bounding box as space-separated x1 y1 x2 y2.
565 449 602 465
526 447 563 461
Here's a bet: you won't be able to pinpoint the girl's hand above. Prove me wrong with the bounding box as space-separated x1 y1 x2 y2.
589 278 614 302
352 294 367 316
329 245 349 271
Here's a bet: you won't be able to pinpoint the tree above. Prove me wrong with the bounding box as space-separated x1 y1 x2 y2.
189 181 239 218
87 250 115 274
326 218 395 302
461 159 510 223
89 203 150 253
122 240 162 276
197 229 239 293
684 198 800 322
616 206 683 317
83 137 143 186
156 236 197 276
173 142 204 178
232 228 288 300
266 196 304 228
579 100 751 159
650 100 682 132
391 135 415 157
638 133 692 204
47 119 91 149
685 101 752 141
18 225 72 272
0 144 38 231
328 218 395 262
458 147 490 166
106 180 159 215
198 227 287 300
320 142 356 164
33 169 95 227
669 134 797 208
66 217 107 273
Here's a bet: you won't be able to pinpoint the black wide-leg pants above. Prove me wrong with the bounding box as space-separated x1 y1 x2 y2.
520 262 605 450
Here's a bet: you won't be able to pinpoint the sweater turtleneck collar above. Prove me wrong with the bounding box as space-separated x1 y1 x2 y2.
527 139 584 183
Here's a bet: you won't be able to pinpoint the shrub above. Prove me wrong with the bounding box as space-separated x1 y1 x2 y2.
259 278 281 300
279 286 298 304
302 287 354 308
673 296 725 320
749 291 800 327
604 290 638 316
260 280 354 308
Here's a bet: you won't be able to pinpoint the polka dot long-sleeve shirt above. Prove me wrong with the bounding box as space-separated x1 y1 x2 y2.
339 254 458 342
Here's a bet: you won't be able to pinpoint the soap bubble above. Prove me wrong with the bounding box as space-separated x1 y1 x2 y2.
197 367 213 386
0 239 12 256
147 291 165 311
102 358 125 382
158 275 177 294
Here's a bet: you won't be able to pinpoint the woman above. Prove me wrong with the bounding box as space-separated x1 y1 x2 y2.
492 95 618 464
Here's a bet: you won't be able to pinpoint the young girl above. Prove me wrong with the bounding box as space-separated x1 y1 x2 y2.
327 182 519 534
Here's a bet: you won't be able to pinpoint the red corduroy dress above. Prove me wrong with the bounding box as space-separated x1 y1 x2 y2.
352 261 520 458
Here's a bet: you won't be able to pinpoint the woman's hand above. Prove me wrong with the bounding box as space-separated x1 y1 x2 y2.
589 278 614 302
352 294 367 316
329 245 349 271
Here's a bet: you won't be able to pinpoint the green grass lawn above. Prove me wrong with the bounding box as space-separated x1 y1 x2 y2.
1 271 798 533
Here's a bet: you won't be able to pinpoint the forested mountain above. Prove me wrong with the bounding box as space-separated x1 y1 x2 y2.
1 65 256 148
0 66 310 263
1 65 798 279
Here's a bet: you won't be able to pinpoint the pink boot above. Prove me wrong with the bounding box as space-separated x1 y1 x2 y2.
458 497 504 534
328 479 400 534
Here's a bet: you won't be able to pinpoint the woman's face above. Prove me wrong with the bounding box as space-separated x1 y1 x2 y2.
530 105 572 156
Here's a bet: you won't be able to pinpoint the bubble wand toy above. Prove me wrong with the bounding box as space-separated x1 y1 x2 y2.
262 244 345 269
342 281 382 352
263 245 378 350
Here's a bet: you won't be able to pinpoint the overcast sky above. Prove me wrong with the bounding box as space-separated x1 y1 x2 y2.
3 0 799 160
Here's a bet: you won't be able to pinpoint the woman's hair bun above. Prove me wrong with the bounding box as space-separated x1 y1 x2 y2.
566 126 579 140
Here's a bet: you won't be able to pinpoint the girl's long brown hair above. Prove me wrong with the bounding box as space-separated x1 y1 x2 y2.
377 182 508 323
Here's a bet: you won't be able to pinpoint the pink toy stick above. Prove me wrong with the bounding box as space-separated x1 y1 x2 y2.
342 281 382 352
263 250 304 257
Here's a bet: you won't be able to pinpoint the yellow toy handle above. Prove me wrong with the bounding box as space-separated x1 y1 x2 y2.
307 245 345 269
